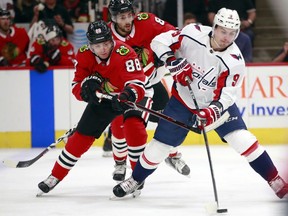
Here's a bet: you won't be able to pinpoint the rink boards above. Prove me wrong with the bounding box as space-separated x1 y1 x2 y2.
0 64 287 148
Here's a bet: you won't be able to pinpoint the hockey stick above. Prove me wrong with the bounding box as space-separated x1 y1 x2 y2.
96 91 229 134
96 92 201 134
2 126 76 168
185 77 228 214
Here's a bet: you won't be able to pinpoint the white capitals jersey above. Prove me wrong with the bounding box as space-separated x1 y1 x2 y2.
151 24 246 111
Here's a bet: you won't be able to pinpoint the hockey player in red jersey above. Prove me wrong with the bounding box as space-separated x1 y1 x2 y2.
0 9 29 67
27 24 75 72
106 0 191 182
113 8 288 200
37 20 146 196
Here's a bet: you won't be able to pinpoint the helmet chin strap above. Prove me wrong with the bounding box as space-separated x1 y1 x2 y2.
212 36 221 49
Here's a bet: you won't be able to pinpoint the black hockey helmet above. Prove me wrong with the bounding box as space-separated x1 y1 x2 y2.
0 8 11 18
86 20 112 44
108 0 134 20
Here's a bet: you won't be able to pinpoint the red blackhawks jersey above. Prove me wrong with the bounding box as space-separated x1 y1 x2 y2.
0 25 29 66
72 40 146 102
27 38 75 66
108 12 175 78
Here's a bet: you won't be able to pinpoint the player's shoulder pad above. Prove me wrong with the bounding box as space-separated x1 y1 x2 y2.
79 44 89 53
227 44 245 64
181 24 210 37
218 44 245 68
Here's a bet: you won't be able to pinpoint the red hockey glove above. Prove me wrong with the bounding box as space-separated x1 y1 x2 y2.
166 57 193 86
196 105 222 129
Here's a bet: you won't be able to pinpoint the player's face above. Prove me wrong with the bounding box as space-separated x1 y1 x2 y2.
115 11 134 35
0 17 11 33
48 37 61 48
90 40 114 59
213 26 238 49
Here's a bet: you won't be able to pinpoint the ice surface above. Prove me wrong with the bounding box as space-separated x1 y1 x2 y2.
0 145 287 216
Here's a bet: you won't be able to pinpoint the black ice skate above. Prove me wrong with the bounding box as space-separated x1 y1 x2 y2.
113 176 143 198
165 152 190 176
37 175 60 196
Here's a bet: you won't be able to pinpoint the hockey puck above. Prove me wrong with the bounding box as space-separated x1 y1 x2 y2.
217 208 228 213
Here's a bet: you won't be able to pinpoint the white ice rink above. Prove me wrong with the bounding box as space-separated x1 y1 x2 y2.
1 145 287 216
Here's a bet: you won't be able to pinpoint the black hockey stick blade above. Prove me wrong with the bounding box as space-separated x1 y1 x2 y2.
2 144 56 168
2 126 76 168
217 208 228 213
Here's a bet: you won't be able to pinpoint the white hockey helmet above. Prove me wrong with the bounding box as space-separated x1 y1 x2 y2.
44 24 62 41
212 8 240 39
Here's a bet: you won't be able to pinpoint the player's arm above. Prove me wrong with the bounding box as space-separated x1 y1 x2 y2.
150 29 181 62
18 29 30 55
28 41 48 72
120 55 146 103
151 30 193 86
72 49 96 101
149 13 176 35
196 64 246 128
214 64 246 111
58 44 76 66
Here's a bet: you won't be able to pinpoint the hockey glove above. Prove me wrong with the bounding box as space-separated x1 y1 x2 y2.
30 55 47 73
0 56 9 66
111 86 137 112
80 75 104 104
47 48 61 65
166 57 193 86
196 104 222 129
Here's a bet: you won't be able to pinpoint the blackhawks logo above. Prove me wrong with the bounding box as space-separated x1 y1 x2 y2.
133 46 149 67
91 72 118 94
116 45 130 56
103 81 118 94
137 13 149 21
79 44 89 52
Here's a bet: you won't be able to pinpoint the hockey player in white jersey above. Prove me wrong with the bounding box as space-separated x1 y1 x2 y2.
112 8 288 199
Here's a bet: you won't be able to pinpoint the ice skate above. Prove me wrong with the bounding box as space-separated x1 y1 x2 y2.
165 152 190 176
102 135 112 157
112 161 127 182
37 175 60 197
132 181 145 198
269 175 288 199
113 176 143 198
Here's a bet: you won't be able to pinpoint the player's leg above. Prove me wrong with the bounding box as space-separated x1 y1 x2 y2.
38 102 118 195
110 115 128 181
102 125 112 157
216 103 288 199
151 81 190 176
113 96 192 197
123 97 152 171
165 147 190 176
